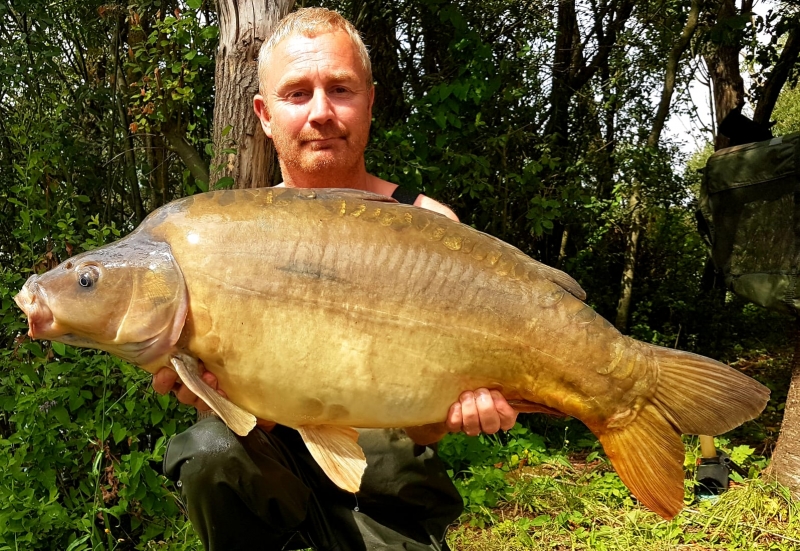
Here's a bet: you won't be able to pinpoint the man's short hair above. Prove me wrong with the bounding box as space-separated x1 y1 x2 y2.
257 7 372 95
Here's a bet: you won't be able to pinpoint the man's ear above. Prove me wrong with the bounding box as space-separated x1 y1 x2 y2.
253 95 272 138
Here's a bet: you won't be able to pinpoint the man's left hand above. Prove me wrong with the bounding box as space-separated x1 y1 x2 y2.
405 389 518 446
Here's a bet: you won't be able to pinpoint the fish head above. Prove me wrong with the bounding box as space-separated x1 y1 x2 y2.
14 235 188 369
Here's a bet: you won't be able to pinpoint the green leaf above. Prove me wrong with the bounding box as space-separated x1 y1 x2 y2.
24 341 45 358
112 422 127 444
151 408 165 425
52 406 70 426
65 534 91 551
186 0 202 8
51 341 66 356
215 176 235 189
128 451 146 477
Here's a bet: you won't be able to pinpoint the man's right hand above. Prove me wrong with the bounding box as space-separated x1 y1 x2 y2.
151 366 276 430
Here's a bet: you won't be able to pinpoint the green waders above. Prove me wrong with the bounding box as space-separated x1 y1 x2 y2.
163 417 463 551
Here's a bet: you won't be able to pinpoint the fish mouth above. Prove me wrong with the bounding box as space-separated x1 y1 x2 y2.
14 278 64 340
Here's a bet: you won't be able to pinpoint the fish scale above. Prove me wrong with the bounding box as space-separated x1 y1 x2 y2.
14 187 769 519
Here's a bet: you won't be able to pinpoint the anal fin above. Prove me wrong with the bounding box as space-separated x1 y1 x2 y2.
596 404 685 520
298 425 367 493
170 355 257 437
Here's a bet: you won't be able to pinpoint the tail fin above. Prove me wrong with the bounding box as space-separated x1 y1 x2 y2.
597 404 685 519
596 343 769 519
648 345 769 435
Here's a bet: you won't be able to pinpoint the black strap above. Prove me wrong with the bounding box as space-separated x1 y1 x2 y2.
391 186 421 205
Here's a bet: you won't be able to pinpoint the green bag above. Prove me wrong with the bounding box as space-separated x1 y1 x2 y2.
698 132 800 315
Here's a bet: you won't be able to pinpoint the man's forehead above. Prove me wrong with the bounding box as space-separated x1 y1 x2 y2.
268 31 366 86
275 30 357 63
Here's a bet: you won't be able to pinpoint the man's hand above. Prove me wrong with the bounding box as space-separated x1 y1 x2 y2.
405 389 519 446
446 389 517 436
151 366 276 431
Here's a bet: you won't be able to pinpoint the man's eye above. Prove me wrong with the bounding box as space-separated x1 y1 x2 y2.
288 90 307 99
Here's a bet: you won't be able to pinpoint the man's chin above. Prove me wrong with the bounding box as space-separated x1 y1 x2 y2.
294 151 354 173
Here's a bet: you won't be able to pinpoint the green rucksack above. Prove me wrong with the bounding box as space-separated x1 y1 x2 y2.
698 132 800 315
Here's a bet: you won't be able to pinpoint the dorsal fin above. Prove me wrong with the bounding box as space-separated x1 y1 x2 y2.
284 188 400 204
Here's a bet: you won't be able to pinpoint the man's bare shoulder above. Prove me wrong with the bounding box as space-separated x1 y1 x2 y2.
415 195 458 222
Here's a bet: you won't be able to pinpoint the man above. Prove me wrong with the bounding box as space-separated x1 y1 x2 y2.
152 8 518 550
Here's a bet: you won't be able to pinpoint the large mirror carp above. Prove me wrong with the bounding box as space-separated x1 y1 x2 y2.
14 187 769 519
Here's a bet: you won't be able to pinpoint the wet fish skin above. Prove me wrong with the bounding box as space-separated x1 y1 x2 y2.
14 188 769 519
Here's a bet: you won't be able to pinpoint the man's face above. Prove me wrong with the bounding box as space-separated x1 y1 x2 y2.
257 31 374 174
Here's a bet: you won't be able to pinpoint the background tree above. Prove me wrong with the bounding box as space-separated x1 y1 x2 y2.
211 0 294 189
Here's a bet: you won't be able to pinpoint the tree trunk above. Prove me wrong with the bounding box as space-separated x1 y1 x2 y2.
614 0 702 332
351 0 407 129
112 21 144 223
767 322 800 493
702 0 746 150
546 0 578 142
212 0 294 190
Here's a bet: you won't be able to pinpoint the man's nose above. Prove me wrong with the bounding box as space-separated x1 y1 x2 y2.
308 88 334 124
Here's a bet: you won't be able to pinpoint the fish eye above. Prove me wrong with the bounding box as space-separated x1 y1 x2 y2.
77 266 100 289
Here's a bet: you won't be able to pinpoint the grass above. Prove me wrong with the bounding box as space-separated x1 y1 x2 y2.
448 463 800 550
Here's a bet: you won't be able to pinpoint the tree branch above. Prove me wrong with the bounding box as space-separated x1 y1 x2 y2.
570 0 636 92
648 0 704 147
163 121 210 185
753 18 800 126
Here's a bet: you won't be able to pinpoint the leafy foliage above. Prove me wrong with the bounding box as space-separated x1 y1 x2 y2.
2 0 800 549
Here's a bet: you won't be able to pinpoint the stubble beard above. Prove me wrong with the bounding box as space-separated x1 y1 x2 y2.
272 125 369 176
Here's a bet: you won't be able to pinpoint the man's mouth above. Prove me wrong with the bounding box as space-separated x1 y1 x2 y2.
305 136 345 145
304 140 346 153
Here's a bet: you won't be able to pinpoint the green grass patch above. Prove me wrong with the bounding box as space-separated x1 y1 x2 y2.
448 468 800 550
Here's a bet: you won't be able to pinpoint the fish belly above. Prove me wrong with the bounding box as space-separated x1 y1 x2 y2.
187 290 537 427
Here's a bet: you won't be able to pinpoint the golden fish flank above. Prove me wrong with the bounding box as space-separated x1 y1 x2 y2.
14 187 769 519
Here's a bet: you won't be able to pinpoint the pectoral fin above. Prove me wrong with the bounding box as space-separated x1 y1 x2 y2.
297 425 367 493
170 355 257 437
